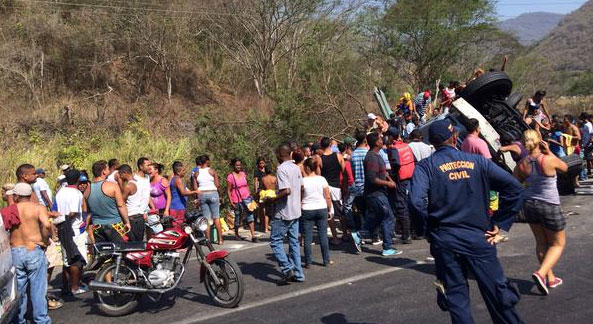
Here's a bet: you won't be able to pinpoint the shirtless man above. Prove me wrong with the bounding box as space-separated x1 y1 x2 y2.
563 115 582 152
15 164 40 203
259 167 277 234
9 183 52 324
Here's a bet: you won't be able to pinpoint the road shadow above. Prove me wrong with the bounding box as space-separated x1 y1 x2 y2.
509 277 542 296
407 263 436 276
80 286 217 317
321 313 378 324
364 256 418 268
237 261 280 284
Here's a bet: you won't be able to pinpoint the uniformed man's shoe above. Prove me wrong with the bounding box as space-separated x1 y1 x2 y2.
351 232 362 253
382 248 403 256
532 271 549 295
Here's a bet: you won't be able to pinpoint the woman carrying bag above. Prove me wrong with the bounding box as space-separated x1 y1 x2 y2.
227 158 258 243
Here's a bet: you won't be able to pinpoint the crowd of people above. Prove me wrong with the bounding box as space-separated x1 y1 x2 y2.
0 81 588 324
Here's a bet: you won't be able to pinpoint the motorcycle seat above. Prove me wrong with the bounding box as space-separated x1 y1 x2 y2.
95 241 147 253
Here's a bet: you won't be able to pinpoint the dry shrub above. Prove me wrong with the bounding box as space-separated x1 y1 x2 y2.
549 95 593 116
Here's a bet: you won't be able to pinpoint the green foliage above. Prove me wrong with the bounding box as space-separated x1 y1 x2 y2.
566 73 593 96
376 0 496 90
57 143 88 169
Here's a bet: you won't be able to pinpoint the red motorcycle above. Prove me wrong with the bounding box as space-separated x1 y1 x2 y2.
88 214 244 316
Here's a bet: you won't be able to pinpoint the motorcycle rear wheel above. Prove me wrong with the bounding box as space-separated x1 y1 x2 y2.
93 262 140 316
204 258 244 308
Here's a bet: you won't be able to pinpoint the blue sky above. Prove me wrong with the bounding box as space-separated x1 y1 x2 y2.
496 0 588 19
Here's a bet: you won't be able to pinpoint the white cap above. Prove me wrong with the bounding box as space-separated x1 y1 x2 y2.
57 175 66 182
13 183 33 197
367 113 377 120
60 164 70 171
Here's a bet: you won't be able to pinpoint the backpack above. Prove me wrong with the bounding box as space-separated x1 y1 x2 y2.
389 141 415 181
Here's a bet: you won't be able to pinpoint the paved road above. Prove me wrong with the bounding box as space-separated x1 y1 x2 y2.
49 194 593 324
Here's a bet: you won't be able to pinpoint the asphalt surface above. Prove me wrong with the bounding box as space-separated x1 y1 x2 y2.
48 192 593 324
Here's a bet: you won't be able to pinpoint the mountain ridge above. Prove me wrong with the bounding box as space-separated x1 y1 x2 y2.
498 11 564 46
532 0 593 72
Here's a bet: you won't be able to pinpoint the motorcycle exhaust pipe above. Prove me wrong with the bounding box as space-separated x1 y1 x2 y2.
89 264 185 295
89 280 151 294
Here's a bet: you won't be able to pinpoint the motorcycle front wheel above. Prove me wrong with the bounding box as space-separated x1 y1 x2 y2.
204 258 244 308
93 262 140 316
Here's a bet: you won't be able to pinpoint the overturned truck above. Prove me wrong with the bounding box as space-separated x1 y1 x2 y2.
374 72 583 195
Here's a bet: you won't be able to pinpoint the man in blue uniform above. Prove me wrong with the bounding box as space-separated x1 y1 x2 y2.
409 119 525 324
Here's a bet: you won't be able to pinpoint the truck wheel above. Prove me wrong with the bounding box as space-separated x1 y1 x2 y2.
460 72 513 108
506 92 523 109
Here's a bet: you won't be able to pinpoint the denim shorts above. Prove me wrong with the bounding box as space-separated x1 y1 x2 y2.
200 191 221 219
523 199 566 231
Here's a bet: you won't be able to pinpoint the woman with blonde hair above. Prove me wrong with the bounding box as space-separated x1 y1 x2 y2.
513 129 568 295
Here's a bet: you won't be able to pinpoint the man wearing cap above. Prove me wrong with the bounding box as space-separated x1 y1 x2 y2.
33 168 53 208
366 113 377 131
415 90 433 123
9 183 52 324
409 119 525 324
55 169 89 295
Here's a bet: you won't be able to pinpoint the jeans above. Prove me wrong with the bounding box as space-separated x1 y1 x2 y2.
364 194 395 250
301 209 330 265
11 246 51 324
351 196 366 232
200 191 221 219
390 180 411 239
579 150 588 180
269 218 304 281
128 214 145 241
343 185 356 230
233 200 255 229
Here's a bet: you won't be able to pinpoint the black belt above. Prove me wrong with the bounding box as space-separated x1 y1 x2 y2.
129 214 144 219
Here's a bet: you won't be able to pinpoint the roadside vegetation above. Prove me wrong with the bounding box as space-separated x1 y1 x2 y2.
0 0 591 187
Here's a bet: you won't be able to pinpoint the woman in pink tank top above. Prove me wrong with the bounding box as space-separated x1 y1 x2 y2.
149 163 171 216
226 158 257 242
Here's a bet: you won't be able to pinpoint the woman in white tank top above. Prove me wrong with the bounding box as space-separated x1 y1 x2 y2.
195 155 224 244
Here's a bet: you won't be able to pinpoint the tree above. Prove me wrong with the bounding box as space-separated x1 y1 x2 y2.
129 9 194 103
376 0 496 91
203 0 355 97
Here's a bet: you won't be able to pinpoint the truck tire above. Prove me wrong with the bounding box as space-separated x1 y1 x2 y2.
506 92 523 109
557 154 583 195
460 72 513 108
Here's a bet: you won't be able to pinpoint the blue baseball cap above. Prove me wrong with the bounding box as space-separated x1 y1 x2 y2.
429 119 460 144
78 175 89 183
35 168 45 174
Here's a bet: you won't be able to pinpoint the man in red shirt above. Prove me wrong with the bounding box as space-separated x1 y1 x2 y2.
461 118 492 159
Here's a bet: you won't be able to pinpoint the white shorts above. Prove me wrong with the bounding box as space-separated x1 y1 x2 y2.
329 186 342 201
61 232 89 267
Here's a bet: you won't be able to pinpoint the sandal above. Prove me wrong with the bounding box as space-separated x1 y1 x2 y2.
47 298 63 310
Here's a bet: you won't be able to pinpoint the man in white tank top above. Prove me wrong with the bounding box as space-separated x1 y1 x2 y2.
106 158 121 185
119 158 151 241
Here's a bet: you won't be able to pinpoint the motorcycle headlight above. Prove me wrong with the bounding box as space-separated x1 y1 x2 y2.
195 216 208 232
